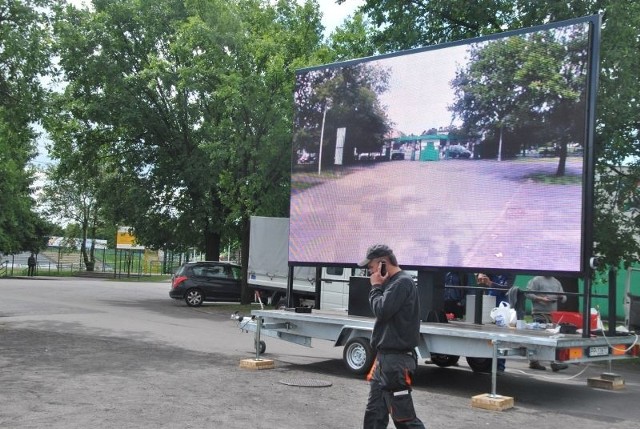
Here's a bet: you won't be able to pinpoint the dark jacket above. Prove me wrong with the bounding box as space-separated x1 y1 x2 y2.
369 270 421 353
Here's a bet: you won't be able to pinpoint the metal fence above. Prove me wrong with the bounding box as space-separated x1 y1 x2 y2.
1 246 238 278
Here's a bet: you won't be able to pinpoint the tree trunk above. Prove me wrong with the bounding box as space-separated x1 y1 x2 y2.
204 230 220 261
556 136 567 177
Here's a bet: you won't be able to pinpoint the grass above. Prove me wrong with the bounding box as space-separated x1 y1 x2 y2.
525 172 582 185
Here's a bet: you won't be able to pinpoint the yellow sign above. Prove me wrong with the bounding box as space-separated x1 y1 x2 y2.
116 227 144 250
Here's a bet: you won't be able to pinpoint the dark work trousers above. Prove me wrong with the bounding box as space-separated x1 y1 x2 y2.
363 352 425 429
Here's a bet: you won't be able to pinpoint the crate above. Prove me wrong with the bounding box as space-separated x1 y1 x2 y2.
551 311 598 330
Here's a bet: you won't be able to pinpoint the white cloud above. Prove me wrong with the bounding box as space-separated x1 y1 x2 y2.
314 0 365 35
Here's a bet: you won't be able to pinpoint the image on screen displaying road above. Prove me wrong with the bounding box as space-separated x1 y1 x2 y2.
290 156 583 272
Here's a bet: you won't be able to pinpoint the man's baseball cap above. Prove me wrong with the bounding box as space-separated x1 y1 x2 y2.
358 244 393 267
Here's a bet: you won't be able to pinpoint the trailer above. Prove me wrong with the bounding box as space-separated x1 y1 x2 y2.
243 215 640 382
237 306 640 378
248 216 363 311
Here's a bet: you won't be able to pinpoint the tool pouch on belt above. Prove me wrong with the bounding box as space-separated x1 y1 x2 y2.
389 389 416 422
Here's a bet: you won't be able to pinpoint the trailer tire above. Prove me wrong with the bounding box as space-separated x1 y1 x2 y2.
275 295 301 309
430 353 460 367
343 337 374 375
255 340 266 355
275 295 288 309
465 357 492 373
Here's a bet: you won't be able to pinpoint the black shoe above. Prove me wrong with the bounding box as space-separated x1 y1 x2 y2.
550 362 568 372
529 361 546 371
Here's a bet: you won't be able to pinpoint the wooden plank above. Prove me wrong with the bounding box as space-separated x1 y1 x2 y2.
471 393 514 411
239 358 275 370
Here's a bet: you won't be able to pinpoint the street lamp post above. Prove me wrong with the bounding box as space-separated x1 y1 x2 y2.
318 101 330 175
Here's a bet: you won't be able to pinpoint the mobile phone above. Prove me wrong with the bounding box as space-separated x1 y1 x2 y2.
380 261 387 277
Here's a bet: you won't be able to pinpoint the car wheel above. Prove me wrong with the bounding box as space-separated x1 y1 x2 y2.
430 353 460 367
465 357 492 373
343 337 374 375
185 288 204 307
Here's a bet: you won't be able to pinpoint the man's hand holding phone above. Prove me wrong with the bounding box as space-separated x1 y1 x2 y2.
370 260 388 287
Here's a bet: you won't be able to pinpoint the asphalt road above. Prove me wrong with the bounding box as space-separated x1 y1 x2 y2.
290 158 583 272
1 277 639 429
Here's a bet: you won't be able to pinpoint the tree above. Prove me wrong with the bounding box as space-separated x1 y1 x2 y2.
358 0 600 51
50 0 237 260
49 0 330 300
592 0 640 267
206 0 327 302
329 11 378 61
0 0 55 255
39 169 101 270
451 27 589 171
293 62 391 168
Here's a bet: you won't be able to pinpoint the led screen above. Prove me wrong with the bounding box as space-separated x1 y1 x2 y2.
289 16 599 274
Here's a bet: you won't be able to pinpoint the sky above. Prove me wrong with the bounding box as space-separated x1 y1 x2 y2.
376 45 468 135
315 0 365 35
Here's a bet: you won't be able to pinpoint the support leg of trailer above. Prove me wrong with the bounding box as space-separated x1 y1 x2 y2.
239 317 275 370
471 340 514 411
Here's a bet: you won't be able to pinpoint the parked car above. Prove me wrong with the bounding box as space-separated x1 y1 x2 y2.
391 151 405 160
445 145 472 159
170 261 242 306
538 146 559 157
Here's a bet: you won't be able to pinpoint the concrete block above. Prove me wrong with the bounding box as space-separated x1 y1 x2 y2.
471 393 514 411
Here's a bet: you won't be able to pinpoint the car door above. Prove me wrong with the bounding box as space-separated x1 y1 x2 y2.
189 264 218 299
200 264 241 301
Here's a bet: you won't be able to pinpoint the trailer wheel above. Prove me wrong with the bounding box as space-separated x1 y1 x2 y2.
465 357 492 373
275 296 288 309
275 295 300 309
343 337 374 375
255 340 266 355
430 353 460 367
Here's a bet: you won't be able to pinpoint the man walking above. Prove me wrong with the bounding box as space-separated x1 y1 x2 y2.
359 244 425 429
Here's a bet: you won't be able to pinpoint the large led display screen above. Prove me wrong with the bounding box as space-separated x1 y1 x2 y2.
289 16 599 274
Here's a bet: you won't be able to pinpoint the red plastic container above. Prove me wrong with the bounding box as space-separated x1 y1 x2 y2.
551 311 598 330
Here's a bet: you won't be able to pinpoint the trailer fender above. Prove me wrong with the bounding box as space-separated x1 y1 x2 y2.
335 327 372 347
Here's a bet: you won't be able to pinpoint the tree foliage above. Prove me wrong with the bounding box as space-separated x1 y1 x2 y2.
0 0 56 255
44 0 327 297
451 26 589 173
49 0 242 261
293 62 391 168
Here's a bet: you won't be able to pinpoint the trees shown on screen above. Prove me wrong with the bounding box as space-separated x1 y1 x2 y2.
450 27 588 173
293 62 391 168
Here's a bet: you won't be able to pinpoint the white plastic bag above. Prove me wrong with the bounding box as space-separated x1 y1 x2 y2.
490 301 516 327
